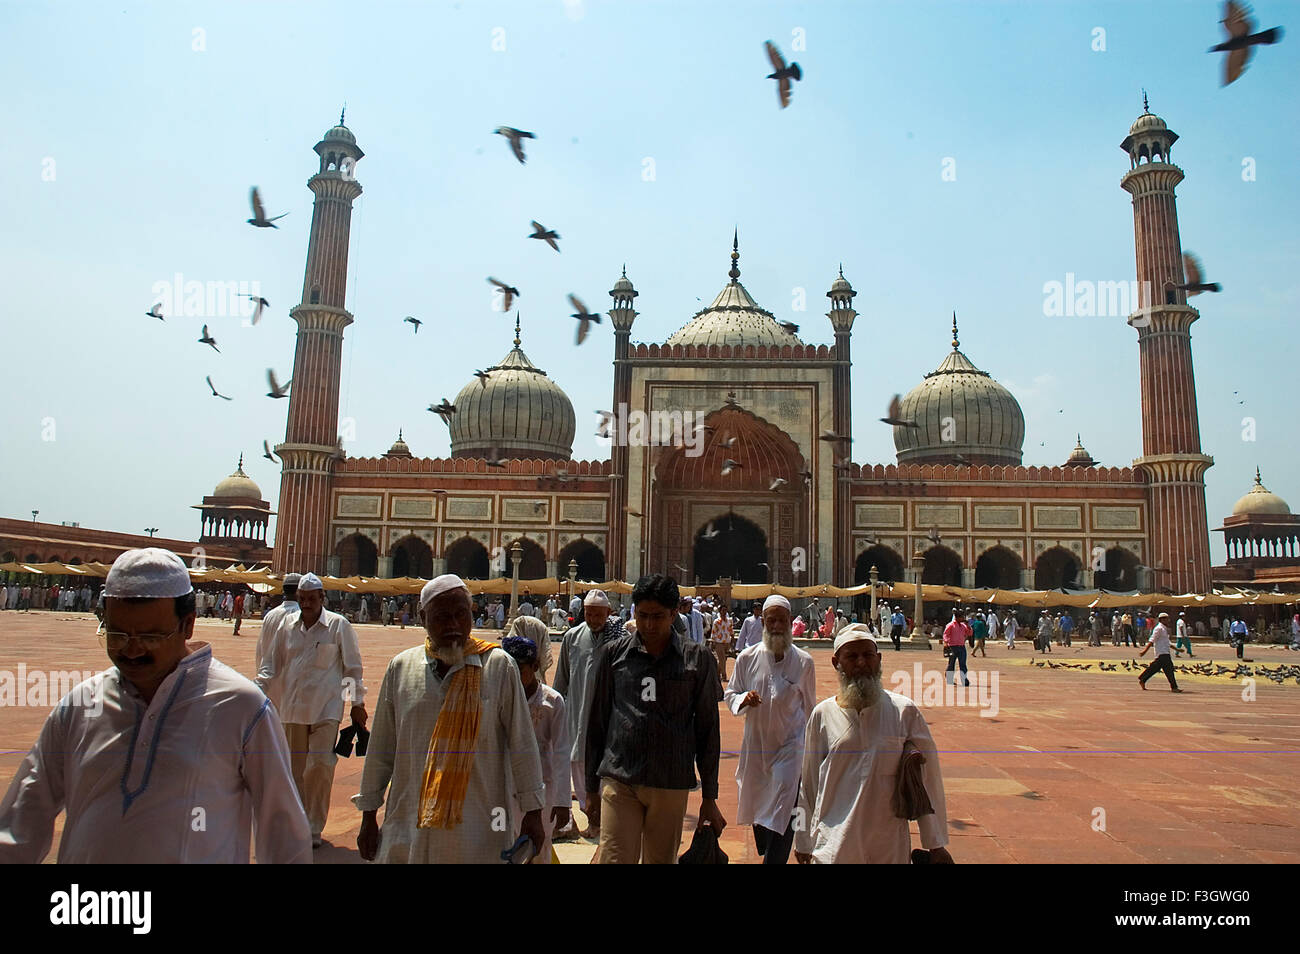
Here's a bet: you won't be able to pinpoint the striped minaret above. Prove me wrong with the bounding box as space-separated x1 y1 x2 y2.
826 266 856 585
273 114 364 574
1119 101 1213 594
608 266 638 583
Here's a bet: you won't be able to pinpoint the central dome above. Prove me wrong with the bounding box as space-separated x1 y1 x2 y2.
893 316 1025 466
1232 469 1290 516
448 316 575 461
666 236 803 349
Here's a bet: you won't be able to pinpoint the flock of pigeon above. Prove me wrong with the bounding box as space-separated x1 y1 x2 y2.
1030 656 1300 685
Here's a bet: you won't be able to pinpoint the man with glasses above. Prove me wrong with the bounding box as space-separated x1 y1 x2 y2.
0 548 310 863
257 573 366 849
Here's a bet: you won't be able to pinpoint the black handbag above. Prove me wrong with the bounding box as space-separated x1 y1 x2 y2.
335 723 370 757
678 823 729 864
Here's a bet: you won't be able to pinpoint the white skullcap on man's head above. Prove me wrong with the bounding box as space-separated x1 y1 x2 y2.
104 548 193 599
297 573 324 592
583 589 611 608
762 594 791 614
420 573 470 609
833 623 880 653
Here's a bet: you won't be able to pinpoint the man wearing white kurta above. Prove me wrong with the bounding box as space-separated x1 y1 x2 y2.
257 572 366 848
255 573 300 708
795 625 952 865
553 589 625 832
724 594 816 864
879 601 892 637
355 574 546 864
0 548 311 863
735 604 763 653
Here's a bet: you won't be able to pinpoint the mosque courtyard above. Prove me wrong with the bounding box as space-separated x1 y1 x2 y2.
2 611 1297 864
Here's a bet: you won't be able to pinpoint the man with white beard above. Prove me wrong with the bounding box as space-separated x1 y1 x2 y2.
795 625 952 864
724 594 816 865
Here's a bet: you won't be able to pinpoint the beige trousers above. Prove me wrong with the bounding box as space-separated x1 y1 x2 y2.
284 719 340 839
597 778 689 864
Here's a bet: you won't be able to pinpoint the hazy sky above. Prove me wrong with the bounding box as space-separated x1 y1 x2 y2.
2 0 1296 564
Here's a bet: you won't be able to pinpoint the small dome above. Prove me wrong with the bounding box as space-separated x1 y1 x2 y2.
611 264 636 295
893 315 1025 466
1232 469 1291 516
829 264 853 294
1065 435 1097 467
213 456 263 500
448 316 575 461
1128 112 1167 136
385 430 413 458
323 124 356 144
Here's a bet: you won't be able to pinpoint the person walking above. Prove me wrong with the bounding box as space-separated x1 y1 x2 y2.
970 612 988 658
942 609 972 687
1229 617 1252 662
231 590 245 636
1004 612 1018 650
1174 612 1194 657
890 605 906 652
1059 612 1073 648
1137 612 1182 692
1035 611 1053 654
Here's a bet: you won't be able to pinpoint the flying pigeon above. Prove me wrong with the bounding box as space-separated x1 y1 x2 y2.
145 303 164 321
569 293 601 345
625 506 643 518
494 126 536 164
701 523 720 540
198 325 220 353
404 316 423 334
429 398 455 420
245 295 270 325
533 501 546 513
487 277 520 312
262 440 276 462
474 370 491 388
721 459 743 477
819 429 851 444
881 395 919 428
926 528 942 544
1211 1 1284 86
205 375 233 401
529 220 561 252
799 468 813 483
764 40 802 108
1176 252 1222 295
266 368 291 398
769 477 788 491
952 453 971 466
247 187 288 228
673 563 689 575
718 436 738 449
778 320 799 334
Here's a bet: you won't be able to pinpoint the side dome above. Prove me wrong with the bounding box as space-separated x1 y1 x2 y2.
448 316 576 461
1232 469 1290 516
893 316 1025 466
665 234 803 349
213 456 264 500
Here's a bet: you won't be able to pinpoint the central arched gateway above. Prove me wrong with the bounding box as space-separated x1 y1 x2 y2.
694 513 768 583
650 405 807 584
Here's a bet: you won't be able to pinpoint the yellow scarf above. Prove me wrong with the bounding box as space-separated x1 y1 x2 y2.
417 636 498 829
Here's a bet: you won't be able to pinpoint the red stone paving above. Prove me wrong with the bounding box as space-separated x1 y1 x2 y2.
2 612 1298 863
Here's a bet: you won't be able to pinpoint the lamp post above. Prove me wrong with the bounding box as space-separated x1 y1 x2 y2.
568 557 578 610
507 540 523 627
145 527 159 539
910 550 929 645
869 564 879 633
31 510 38 525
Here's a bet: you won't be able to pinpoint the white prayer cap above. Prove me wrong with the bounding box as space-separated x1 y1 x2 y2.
584 589 611 608
420 573 470 609
761 594 791 614
297 573 324 592
833 623 880 653
104 548 194 599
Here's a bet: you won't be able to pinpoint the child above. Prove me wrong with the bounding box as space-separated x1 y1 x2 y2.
502 635 571 863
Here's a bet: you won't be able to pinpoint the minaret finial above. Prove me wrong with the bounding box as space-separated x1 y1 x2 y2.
340 102 346 126
728 228 740 281
951 310 960 350
838 262 844 279
514 312 521 348
237 452 244 471
398 428 403 441
621 263 627 278
1141 89 1149 114
1255 465 1262 484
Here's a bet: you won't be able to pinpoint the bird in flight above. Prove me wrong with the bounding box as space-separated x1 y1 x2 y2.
529 220 561 252
404 316 423 334
673 563 689 575
245 295 270 325
926 528 942 544
474 369 491 388
820 429 851 445
778 320 799 334
701 523 720 540
429 398 456 420
533 501 546 514
799 468 813 484
952 453 971 466
247 187 288 228
764 40 802 108
881 394 919 428
494 126 536 164
485 446 508 468
718 435 738 449
769 477 788 491
198 325 220 353
205 376 233 401
266 368 291 398
145 303 164 321
487 277 520 312
625 506 643 518
1176 252 1223 295
262 440 276 462
721 459 743 477
1210 1 1284 86
569 293 601 345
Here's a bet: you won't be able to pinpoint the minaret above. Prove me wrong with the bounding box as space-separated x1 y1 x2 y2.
608 264 638 582
826 265 857 584
1120 100 1213 593
273 115 364 574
